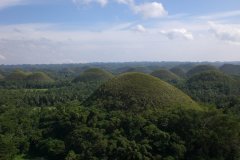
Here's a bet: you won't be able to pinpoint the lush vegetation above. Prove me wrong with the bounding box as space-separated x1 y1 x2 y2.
119 66 152 74
220 64 240 76
183 70 240 109
151 69 181 84
186 65 218 77
73 68 113 83
86 72 198 111
0 62 240 160
170 67 186 78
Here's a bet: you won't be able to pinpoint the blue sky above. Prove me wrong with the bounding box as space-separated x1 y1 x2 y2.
0 0 240 64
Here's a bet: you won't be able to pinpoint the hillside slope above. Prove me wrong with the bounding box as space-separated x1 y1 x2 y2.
85 72 199 111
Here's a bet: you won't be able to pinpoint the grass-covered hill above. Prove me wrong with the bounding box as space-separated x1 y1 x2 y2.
118 66 152 74
5 70 54 83
73 68 114 83
85 72 199 111
151 69 180 83
184 70 240 108
5 70 29 81
170 67 186 78
187 65 218 77
220 64 240 76
26 72 54 83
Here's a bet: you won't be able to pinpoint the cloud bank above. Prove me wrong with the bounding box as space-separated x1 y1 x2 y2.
160 28 194 40
209 22 240 44
72 0 168 18
72 0 108 7
117 0 167 18
133 24 146 32
0 0 27 9
133 2 167 18
0 21 240 64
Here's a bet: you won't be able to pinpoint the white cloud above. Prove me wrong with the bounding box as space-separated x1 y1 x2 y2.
0 22 240 64
73 0 108 7
0 0 27 9
116 0 133 5
72 0 167 18
116 0 167 18
209 22 240 44
0 54 6 60
133 2 167 18
160 28 194 40
199 10 240 20
133 24 146 32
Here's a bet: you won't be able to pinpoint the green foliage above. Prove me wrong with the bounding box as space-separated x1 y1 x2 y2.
65 150 79 160
86 72 199 111
37 138 65 159
151 69 181 83
0 134 18 160
184 70 240 108
187 65 218 77
0 100 240 160
6 70 29 81
0 81 101 107
170 67 186 78
0 63 240 160
220 64 240 76
73 68 113 83
1 70 55 89
26 72 54 83
120 66 152 74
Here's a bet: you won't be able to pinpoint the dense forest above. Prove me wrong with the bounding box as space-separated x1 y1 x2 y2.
0 62 240 160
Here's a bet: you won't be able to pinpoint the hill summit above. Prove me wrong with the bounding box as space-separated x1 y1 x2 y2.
170 67 186 78
85 72 199 111
185 70 240 107
26 72 54 82
151 69 180 83
187 65 218 77
6 70 29 81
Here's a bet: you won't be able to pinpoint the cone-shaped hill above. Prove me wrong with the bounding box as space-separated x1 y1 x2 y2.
185 70 240 107
85 72 199 111
6 70 29 81
121 67 152 74
73 68 113 83
151 69 180 83
170 67 186 78
26 72 54 83
187 65 218 77
220 64 240 76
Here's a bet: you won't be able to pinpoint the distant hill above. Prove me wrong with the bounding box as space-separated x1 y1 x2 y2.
118 66 152 74
73 68 113 83
6 70 29 81
60 68 75 74
5 70 54 84
174 63 197 72
185 70 240 108
187 65 218 77
26 72 54 83
151 69 180 83
85 72 199 111
170 67 186 78
220 64 240 76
